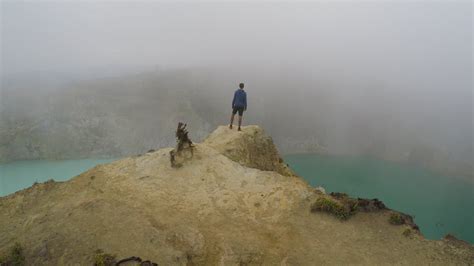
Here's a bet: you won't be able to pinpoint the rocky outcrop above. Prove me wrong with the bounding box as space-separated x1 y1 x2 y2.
0 125 472 265
204 125 294 177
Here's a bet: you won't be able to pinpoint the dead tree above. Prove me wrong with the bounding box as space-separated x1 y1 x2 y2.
170 122 194 167
175 122 193 151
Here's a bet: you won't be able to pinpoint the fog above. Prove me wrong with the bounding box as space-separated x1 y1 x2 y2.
0 1 472 177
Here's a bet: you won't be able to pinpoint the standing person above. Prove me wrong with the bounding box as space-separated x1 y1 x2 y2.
229 82 247 131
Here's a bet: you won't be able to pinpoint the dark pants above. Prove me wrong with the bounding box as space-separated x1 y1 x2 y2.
232 106 245 116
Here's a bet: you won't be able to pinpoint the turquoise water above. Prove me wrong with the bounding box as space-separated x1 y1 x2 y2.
1 156 472 243
284 154 474 244
0 159 115 197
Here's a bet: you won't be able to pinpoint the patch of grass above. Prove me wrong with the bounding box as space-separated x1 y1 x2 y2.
0 242 25 266
403 228 412 237
93 249 116 266
345 198 359 213
389 213 404 225
311 197 356 220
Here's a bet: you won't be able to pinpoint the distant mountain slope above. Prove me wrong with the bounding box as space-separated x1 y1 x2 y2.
1 67 471 179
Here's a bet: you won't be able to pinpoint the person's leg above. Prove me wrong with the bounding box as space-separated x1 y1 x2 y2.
230 109 236 129
237 108 244 131
229 114 235 129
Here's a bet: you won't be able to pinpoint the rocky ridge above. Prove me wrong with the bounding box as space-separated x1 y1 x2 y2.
0 125 472 265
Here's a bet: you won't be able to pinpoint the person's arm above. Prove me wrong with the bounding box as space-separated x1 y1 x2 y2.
232 91 236 108
244 92 247 110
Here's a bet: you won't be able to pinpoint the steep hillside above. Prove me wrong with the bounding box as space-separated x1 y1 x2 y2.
0 126 472 265
2 68 472 179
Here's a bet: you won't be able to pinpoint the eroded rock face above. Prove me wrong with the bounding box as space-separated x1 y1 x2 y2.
0 125 473 265
204 125 294 176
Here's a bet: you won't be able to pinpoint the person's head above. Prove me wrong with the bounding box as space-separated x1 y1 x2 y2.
239 83 244 89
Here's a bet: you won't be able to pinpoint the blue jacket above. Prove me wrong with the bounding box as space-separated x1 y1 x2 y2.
232 89 247 109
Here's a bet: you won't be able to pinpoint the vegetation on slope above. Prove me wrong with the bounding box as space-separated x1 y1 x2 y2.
0 243 25 266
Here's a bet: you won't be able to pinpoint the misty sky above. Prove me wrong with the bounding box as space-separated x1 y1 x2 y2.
1 1 472 158
1 1 472 77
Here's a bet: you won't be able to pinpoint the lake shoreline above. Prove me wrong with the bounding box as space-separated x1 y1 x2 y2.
284 153 474 244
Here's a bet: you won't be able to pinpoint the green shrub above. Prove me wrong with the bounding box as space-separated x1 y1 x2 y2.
389 213 404 225
402 228 412 237
311 197 355 220
93 249 116 266
346 198 359 213
0 242 25 266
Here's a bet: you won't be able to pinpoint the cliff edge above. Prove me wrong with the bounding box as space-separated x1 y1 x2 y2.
0 125 472 265
204 126 294 177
